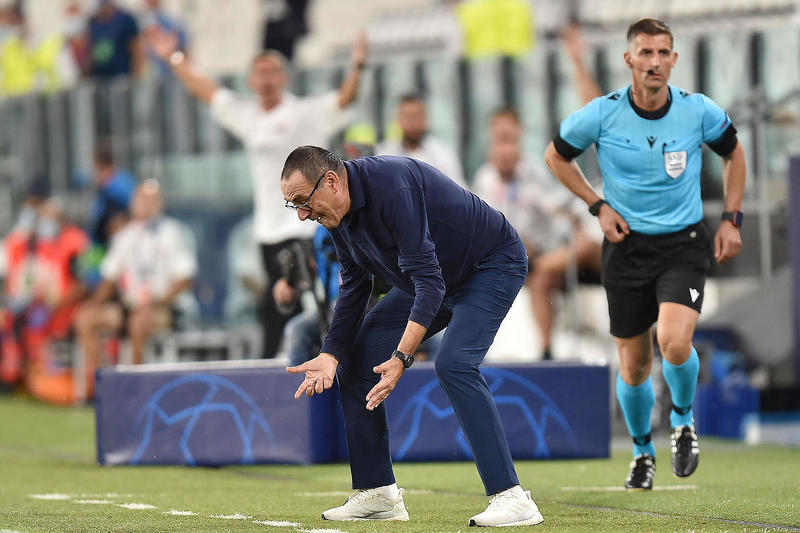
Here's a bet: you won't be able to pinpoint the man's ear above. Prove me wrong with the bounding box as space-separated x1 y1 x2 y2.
328 171 341 192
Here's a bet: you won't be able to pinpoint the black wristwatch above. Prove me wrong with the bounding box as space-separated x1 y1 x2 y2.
588 199 606 216
721 210 743 228
391 349 414 369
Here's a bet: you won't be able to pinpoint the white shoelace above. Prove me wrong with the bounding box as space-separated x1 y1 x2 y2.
486 490 518 511
346 488 383 504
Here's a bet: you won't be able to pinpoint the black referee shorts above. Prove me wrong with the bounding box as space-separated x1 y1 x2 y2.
602 222 714 339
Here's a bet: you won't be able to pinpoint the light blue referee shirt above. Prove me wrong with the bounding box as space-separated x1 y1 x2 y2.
555 84 738 234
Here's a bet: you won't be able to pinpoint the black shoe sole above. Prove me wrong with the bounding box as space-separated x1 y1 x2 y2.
673 463 698 478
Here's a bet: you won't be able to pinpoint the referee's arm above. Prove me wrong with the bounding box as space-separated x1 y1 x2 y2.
544 141 629 242
715 140 746 263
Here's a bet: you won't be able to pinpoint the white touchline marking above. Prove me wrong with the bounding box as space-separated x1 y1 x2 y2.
293 491 352 497
1 529 29 533
210 513 252 520
252 520 300 527
298 529 348 533
29 493 70 500
166 510 197 516
74 499 113 504
296 489 434 498
118 503 158 509
560 485 697 492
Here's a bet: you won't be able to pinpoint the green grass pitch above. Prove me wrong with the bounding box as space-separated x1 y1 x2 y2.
1 395 798 532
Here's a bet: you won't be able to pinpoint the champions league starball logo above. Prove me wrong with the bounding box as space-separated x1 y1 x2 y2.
391 368 577 460
130 375 276 466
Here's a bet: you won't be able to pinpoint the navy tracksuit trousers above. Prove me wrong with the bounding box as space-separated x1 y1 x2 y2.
336 241 528 495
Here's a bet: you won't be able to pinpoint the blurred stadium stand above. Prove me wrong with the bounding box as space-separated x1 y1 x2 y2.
0 1 797 405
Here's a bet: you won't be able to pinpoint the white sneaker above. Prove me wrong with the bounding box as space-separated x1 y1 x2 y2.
469 485 544 527
321 487 409 521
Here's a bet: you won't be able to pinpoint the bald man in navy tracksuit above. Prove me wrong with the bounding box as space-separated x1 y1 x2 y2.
281 146 543 527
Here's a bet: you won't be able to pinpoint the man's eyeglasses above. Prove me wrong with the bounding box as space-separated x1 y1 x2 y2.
285 173 325 212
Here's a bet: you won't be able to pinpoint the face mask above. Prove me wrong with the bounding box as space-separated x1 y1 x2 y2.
36 217 60 240
63 16 85 38
14 205 37 233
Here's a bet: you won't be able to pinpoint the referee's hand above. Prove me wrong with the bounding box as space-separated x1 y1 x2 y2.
598 204 630 243
714 221 742 264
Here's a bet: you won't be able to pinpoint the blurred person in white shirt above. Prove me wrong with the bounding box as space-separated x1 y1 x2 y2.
376 93 466 187
147 29 367 357
473 108 601 360
75 179 196 368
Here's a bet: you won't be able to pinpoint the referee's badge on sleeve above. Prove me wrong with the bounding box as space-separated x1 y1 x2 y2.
665 151 687 178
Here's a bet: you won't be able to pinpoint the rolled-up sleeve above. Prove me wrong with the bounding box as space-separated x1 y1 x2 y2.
382 187 445 328
209 88 250 139
320 234 372 361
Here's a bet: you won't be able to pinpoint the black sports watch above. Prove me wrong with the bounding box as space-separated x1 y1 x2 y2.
588 199 606 216
721 210 743 228
391 349 414 369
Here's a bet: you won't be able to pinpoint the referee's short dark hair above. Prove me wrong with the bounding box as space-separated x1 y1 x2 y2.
281 145 345 183
626 18 673 48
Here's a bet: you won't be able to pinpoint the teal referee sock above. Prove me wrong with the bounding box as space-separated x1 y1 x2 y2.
616 375 656 457
662 347 700 428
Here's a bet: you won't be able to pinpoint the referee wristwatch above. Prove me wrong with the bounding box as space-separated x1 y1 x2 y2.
588 199 606 216
721 210 743 228
392 349 414 369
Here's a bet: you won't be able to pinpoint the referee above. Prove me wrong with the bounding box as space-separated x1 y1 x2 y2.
545 18 746 490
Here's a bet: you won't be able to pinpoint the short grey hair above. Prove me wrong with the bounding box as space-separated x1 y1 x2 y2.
281 146 345 184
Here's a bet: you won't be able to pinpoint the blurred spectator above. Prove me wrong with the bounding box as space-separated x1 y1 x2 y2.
456 0 534 59
0 3 78 96
473 107 601 359
147 29 367 358
139 0 187 76
63 0 92 77
11 178 49 231
376 93 466 187
562 22 604 106
88 144 136 250
1 185 44 383
262 0 309 62
1 192 88 384
224 215 266 323
276 226 339 366
88 0 143 78
473 108 569 258
75 179 196 369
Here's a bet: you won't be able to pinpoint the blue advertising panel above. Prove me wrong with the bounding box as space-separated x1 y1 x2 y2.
95 361 340 466
385 363 609 461
96 360 609 466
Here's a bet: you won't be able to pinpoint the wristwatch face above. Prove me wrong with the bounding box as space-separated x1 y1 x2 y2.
723 210 743 227
589 200 605 216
